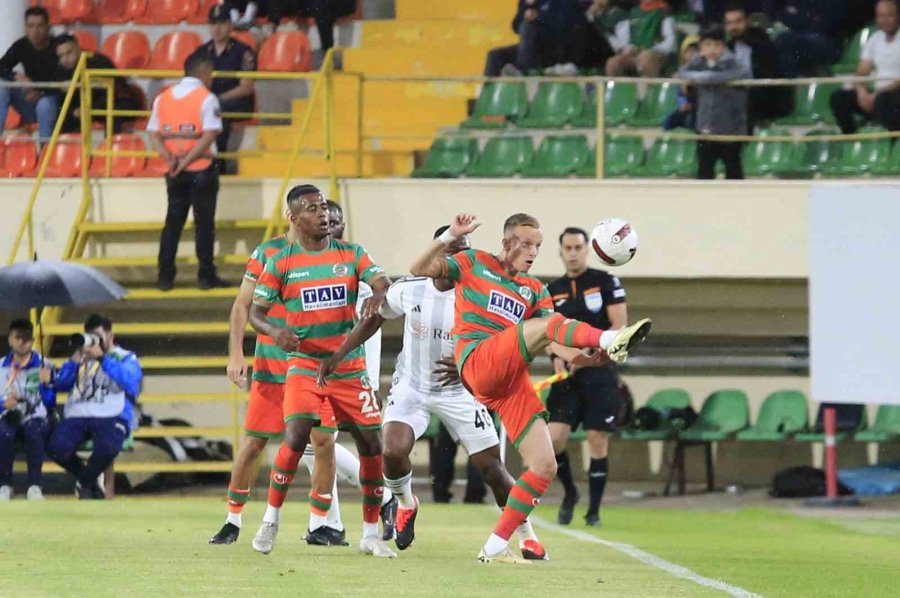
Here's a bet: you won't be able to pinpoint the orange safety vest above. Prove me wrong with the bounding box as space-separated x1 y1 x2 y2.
156 84 215 172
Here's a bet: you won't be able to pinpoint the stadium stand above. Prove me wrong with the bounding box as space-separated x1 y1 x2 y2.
101 31 151 70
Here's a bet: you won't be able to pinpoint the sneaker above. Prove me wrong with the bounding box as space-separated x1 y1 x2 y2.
26 485 43 501
0 485 12 501
209 522 240 545
380 495 398 541
477 547 532 565
605 318 652 364
558 490 579 525
359 535 397 558
252 522 279 554
585 513 601 527
156 278 174 292
394 496 418 551
520 539 549 561
305 525 349 547
76 481 105 500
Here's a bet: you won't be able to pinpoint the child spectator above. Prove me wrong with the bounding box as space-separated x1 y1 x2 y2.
664 35 699 130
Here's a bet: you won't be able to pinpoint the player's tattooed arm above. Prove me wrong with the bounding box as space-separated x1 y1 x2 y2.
248 303 300 352
316 314 385 387
409 213 480 278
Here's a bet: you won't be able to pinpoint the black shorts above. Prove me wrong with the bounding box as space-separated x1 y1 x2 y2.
546 365 620 432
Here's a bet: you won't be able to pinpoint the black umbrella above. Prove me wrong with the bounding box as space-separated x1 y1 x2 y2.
0 260 127 310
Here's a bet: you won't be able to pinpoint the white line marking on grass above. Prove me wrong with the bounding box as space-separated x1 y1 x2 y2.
531 516 764 598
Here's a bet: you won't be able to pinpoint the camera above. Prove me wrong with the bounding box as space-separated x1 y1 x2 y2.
69 332 104 352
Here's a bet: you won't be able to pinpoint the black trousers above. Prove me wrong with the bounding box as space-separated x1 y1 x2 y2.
429 423 486 503
697 141 744 180
830 88 900 134
484 21 565 76
158 165 220 284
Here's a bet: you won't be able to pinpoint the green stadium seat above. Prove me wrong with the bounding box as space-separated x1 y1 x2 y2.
855 405 900 442
518 82 584 129
465 136 533 177
736 390 809 441
776 129 841 177
678 390 750 441
604 135 645 177
795 404 869 442
776 83 840 125
743 128 800 177
620 388 692 441
871 139 900 175
627 83 679 127
576 146 597 177
833 27 873 74
522 135 590 177
572 82 637 128
821 127 892 176
633 130 697 177
411 137 478 178
460 82 529 129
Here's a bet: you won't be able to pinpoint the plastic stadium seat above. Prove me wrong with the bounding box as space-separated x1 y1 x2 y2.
795 403 868 442
149 32 204 71
871 139 900 176
460 82 528 129
572 82 638 128
72 30 98 52
620 389 692 440
102 31 151 70
517 82 584 129
258 32 313 72
627 83 679 127
188 0 222 24
89 134 147 177
465 136 533 177
678 390 750 441
39 134 84 178
833 27 873 74
777 129 840 177
136 0 199 23
736 391 809 441
4 107 22 130
94 0 148 24
742 128 799 177
0 136 38 177
522 135 590 177
822 126 891 176
776 83 840 125
231 31 258 51
855 405 900 442
42 0 93 23
411 137 478 178
633 130 697 177
603 135 644 177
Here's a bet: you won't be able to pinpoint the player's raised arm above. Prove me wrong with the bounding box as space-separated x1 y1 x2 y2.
409 213 481 278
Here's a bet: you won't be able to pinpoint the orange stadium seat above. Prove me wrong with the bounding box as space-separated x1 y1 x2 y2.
39 0 94 22
40 134 84 178
188 0 222 24
149 31 203 70
102 31 151 69
5 107 22 130
231 30 258 51
258 32 312 72
89 134 147 177
72 30 98 52
136 0 199 23
94 0 148 24
0 136 38 177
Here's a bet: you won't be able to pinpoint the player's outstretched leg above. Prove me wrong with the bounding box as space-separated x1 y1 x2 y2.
350 428 396 558
382 421 418 550
543 313 652 363
210 435 269 545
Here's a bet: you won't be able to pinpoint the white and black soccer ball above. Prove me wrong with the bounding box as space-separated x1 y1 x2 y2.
590 218 638 267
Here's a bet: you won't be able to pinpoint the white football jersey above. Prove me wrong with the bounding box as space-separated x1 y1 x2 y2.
356 281 382 391
379 276 459 394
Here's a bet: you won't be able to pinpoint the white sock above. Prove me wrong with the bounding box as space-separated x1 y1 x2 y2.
384 472 415 509
362 521 379 539
325 475 344 531
516 519 538 542
599 329 620 350
226 512 242 527
483 533 509 555
301 444 315 475
382 486 394 506
263 505 280 525
309 511 328 531
334 442 361 487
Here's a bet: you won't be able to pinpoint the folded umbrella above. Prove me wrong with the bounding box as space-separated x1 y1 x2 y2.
0 260 127 310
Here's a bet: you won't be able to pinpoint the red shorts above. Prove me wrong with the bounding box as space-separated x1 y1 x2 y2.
245 379 337 437
460 325 548 448
284 373 381 431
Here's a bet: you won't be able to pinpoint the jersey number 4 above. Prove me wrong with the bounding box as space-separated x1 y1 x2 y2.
358 390 380 414
474 407 491 430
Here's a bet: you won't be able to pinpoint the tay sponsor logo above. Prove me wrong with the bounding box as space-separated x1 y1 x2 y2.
487 291 525 324
301 284 348 310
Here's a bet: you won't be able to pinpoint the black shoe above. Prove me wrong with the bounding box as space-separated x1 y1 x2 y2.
394 497 418 551
380 495 398 541
463 493 487 504
305 525 349 546
156 278 174 292
209 523 240 544
558 491 580 525
585 513 601 527
198 277 234 290
76 481 105 500
432 490 452 504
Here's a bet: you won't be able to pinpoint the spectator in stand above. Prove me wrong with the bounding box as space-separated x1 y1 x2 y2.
773 0 846 77
55 34 142 134
579 0 629 71
830 0 900 133
484 0 584 77
678 25 751 179
663 35 699 130
266 1 353 51
723 2 792 126
0 6 60 140
605 0 677 78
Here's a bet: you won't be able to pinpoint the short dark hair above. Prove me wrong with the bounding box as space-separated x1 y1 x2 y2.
9 318 34 336
25 6 49 21
433 225 450 239
558 227 589 244
84 313 112 333
723 1 746 14
701 25 726 42
286 184 321 206
184 52 214 77
325 199 343 214
56 33 78 47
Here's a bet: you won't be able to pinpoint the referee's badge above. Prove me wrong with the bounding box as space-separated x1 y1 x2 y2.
585 291 604 313
518 286 533 301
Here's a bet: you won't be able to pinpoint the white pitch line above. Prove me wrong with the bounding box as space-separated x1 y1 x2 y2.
531 516 764 598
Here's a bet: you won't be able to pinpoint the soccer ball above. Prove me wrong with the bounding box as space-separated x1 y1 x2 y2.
590 218 638 267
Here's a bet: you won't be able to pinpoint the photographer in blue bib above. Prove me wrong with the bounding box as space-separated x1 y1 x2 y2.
0 319 56 501
47 314 142 499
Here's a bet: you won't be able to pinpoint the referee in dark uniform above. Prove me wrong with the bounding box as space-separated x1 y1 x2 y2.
547 227 628 527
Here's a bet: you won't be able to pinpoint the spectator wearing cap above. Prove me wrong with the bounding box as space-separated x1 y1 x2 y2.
677 25 752 179
605 0 677 78
830 0 900 134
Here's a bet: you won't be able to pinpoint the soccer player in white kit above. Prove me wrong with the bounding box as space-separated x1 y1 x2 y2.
317 227 547 560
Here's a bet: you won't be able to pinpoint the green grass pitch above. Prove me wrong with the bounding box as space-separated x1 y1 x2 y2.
1 499 898 597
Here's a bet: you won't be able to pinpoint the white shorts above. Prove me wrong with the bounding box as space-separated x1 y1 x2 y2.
383 382 499 455
364 330 381 392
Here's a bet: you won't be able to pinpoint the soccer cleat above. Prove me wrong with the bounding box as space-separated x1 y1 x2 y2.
305 526 349 547
0 485 12 501
605 318 652 364
75 480 105 500
520 539 549 561
251 522 279 554
477 547 533 565
557 490 580 525
209 522 240 544
26 486 44 501
358 535 397 558
394 496 418 551
585 513 601 527
380 495 398 541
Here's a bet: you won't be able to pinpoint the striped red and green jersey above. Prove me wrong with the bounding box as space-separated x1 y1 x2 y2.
253 239 386 381
444 249 553 370
244 235 290 383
